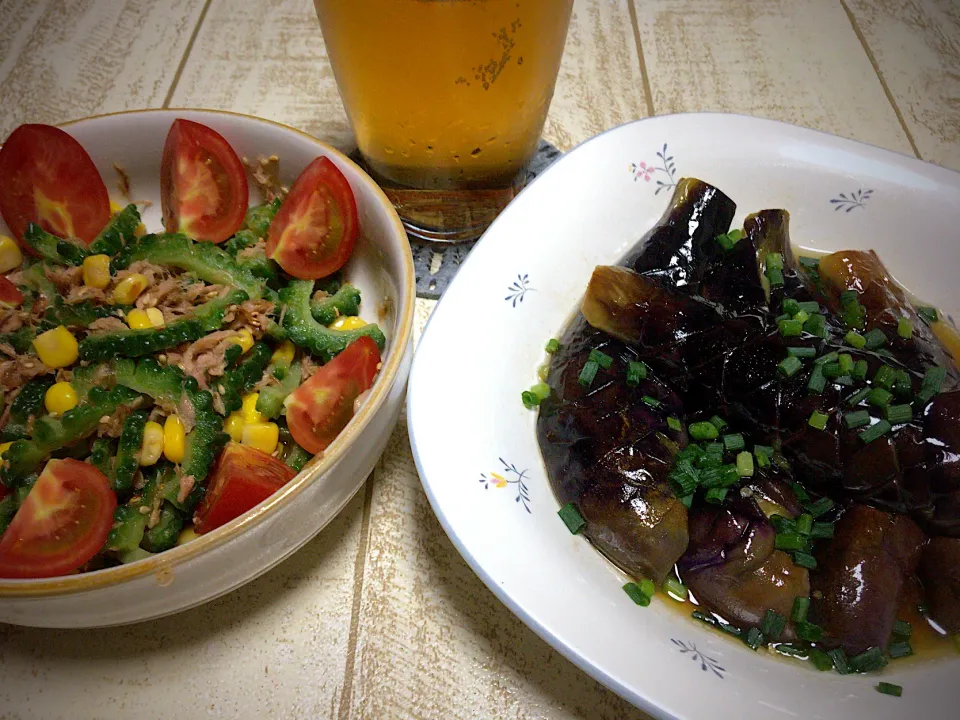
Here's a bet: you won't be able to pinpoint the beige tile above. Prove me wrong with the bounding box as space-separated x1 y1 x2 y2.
633 0 915 154
844 0 960 171
168 0 354 153
0 0 207 137
345 422 652 720
0 493 365 720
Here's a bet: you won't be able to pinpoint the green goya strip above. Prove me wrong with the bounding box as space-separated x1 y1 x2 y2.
79 288 248 363
256 361 302 420
112 233 266 299
140 502 184 553
1 384 141 482
22 223 88 265
112 410 147 493
0 494 18 536
89 204 142 256
279 280 385 362
2 377 55 441
243 198 282 238
44 301 129 330
283 442 312 473
104 502 148 553
89 437 115 478
311 284 362 326
223 229 259 256
0 327 37 354
219 342 273 415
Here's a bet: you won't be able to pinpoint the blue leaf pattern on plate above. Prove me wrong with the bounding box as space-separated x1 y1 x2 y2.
671 639 725 678
830 188 874 212
629 143 678 195
505 274 535 307
478 458 532 513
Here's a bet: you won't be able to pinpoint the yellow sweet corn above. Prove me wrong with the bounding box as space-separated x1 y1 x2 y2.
242 422 279 454
330 315 368 331
112 273 148 304
139 421 164 466
145 308 165 327
163 415 186 463
177 527 201 546
109 200 124 215
224 412 245 442
0 441 12 458
44 381 78 415
229 329 255 354
32 326 78 368
270 340 295 365
241 392 264 424
82 254 111 289
0 235 23 273
126 308 153 330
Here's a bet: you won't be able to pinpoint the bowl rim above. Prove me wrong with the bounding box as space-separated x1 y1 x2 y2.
0 108 416 597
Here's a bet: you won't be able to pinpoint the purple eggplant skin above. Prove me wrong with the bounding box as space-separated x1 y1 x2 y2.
812 504 927 656
699 212 766 315
918 537 960 634
621 178 736 292
679 501 809 639
537 315 690 583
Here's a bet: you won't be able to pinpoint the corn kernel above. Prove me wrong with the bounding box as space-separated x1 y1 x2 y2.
145 307 165 327
140 421 164 466
242 422 279 454
224 412 245 442
177 527 200 546
163 415 186 463
112 273 149 305
109 200 123 215
44 381 78 415
330 315 368 331
270 340 295 366
228 328 255 354
0 235 23 273
32 326 78 368
0 441 12 458
126 308 153 330
82 254 111 289
241 392 264 424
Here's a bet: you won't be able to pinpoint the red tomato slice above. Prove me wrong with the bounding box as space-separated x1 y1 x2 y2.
0 459 116 578
160 119 248 243
0 276 23 306
193 443 296 534
0 124 110 248
266 156 359 280
286 336 381 454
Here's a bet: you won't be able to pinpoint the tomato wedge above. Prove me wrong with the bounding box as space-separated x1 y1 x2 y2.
266 156 359 280
160 119 248 243
0 124 110 247
0 276 23 306
193 443 296 534
286 336 381 454
0 459 116 578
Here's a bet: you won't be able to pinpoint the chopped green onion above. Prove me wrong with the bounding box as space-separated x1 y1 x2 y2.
791 596 810 623
638 577 656 598
545 338 560 353
793 310 810 325
714 228 744 250
798 301 820 314
778 355 803 378
703 442 725 457
745 627 764 650
888 641 913 658
897 317 913 339
771 515 797 534
806 497 835 518
893 369 912 396
917 306 938 323
873 365 897 390
678 493 693 508
626 360 648 386
814 351 839 366
787 346 817 358
876 682 902 698
827 648 850 675
852 360 869 381
834 374 853 386
531 382 551 401
704 487 728 505
692 610 718 628
723 433 745 451
775 532 807 551
885 403 912 424
850 647 888 673
892 619 912 638
868 387 893 407
863 328 887 350
521 390 539 409
808 410 829 430
922 366 947 395
755 450 770 468
796 513 814 535
622 582 652 607
753 444 773 459
689 421 719 440
803 313 827 338
537 363 550 381
806 366 826 394
642 395 660 409
578 360 599 387
809 648 834 671
795 621 823 642
792 551 817 569
844 330 866 349
798 256 819 269
766 267 784 287
667 416 683 432
778 318 803 337
663 576 688 602
791 481 811 505
775 643 808 659
846 386 871 406
844 410 871 429
782 298 801 316
589 348 613 369
558 503 585 534
838 353 854 376
766 252 784 270
859 419 892 443
736 451 754 477
840 290 858 306
810 521 834 539
708 415 728 431
761 609 787 640
821 362 841 379
842 303 866 331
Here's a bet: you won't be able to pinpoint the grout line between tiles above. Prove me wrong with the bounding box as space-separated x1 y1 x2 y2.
839 0 922 159
337 475 376 720
161 0 214 108
627 0 657 118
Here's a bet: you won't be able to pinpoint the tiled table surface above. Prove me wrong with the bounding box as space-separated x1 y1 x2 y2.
0 1 957 718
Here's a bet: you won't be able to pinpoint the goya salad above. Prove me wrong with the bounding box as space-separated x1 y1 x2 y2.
0 119 385 578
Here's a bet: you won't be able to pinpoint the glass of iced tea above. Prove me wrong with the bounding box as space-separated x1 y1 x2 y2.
314 0 574 243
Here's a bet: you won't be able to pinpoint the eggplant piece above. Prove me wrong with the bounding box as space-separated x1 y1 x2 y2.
812 504 926 655
922 390 960 537
621 178 736 291
918 537 960 634
679 503 809 638
699 214 766 314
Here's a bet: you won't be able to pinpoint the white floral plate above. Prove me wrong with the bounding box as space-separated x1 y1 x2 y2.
407 114 960 720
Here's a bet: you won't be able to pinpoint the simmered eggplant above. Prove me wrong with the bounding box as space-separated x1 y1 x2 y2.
918 537 960 634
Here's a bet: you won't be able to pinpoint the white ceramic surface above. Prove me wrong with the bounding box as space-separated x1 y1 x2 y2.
408 114 960 720
0 109 415 628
